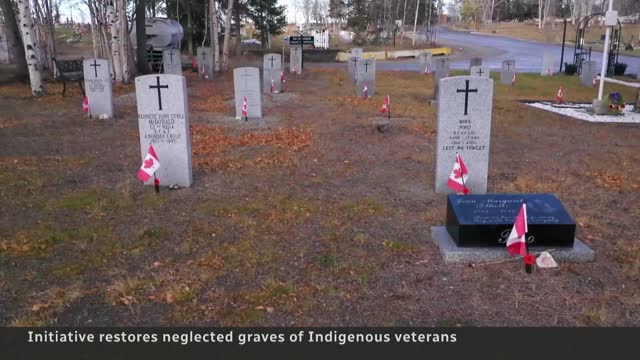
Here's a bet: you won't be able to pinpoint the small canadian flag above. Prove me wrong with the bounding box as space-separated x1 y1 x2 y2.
362 82 369 99
380 95 390 113
201 64 206 77
137 145 160 183
242 97 248 118
281 70 286 83
556 86 564 103
512 72 516 86
592 75 598 87
270 79 275 93
448 153 469 194
82 96 90 114
506 203 528 256
424 66 431 75
293 64 297 74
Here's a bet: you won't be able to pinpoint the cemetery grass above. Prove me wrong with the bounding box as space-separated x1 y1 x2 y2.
0 70 639 327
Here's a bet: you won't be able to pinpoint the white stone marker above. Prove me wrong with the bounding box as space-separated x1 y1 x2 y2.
135 74 192 187
356 58 376 97
290 47 302 74
435 76 494 194
83 58 114 118
196 47 213 79
233 67 262 119
163 49 182 75
470 65 490 78
263 53 282 93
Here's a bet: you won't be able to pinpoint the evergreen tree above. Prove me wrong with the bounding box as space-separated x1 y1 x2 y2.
246 0 287 48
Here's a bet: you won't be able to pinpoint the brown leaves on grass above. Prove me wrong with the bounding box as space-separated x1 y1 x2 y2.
591 171 626 190
0 118 20 129
409 123 436 137
191 124 312 170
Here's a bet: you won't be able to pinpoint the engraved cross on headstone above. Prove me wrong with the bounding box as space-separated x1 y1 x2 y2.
90 59 101 78
239 70 253 89
351 57 358 67
363 61 370 73
456 80 478 116
168 50 175 63
268 55 277 69
149 76 169 111
476 67 484 77
505 61 513 71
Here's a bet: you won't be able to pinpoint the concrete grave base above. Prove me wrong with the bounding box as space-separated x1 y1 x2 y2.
430 226 595 264
525 102 640 123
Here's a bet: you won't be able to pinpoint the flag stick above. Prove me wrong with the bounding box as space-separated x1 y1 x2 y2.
525 242 532 274
388 101 391 121
458 153 467 194
154 172 159 193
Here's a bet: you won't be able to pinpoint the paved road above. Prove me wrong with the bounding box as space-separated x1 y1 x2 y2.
375 26 640 76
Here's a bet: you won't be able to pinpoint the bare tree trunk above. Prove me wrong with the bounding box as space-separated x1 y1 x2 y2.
118 0 131 82
210 0 220 72
234 3 241 56
187 5 193 55
400 0 408 43
136 0 149 74
412 0 420 46
221 0 235 71
107 2 122 81
16 0 44 95
0 0 28 78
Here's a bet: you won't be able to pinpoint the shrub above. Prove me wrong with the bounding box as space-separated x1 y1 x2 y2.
613 62 627 76
564 63 577 75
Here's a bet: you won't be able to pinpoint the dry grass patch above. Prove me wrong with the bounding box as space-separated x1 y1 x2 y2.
11 283 85 326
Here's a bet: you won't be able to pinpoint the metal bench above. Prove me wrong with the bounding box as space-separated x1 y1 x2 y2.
52 57 85 97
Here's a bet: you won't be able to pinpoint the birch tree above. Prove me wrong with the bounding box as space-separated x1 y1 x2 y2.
210 0 220 72
16 0 44 95
221 0 235 71
107 2 122 82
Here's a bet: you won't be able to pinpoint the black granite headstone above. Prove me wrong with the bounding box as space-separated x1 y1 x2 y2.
446 194 576 248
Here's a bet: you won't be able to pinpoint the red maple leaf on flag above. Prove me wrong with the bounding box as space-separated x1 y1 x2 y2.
144 158 154 169
453 167 465 179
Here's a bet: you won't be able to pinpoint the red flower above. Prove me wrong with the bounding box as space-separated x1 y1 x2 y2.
462 187 470 195
524 254 536 265
609 104 614 109
154 178 160 186
621 103 625 108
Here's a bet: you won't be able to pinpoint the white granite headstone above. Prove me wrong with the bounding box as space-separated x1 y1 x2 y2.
469 57 483 69
348 56 360 83
580 61 598 87
197 47 213 79
163 49 182 75
470 65 490 78
419 51 432 65
135 74 192 187
541 52 554 76
83 58 114 118
500 60 516 85
351 48 363 58
435 76 493 194
356 58 376 97
290 47 302 74
433 57 451 100
233 67 262 119
263 53 282 93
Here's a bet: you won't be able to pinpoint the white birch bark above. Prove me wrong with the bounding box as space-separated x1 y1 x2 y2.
16 0 44 96
221 0 235 71
210 0 220 72
107 2 122 82
118 0 130 82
